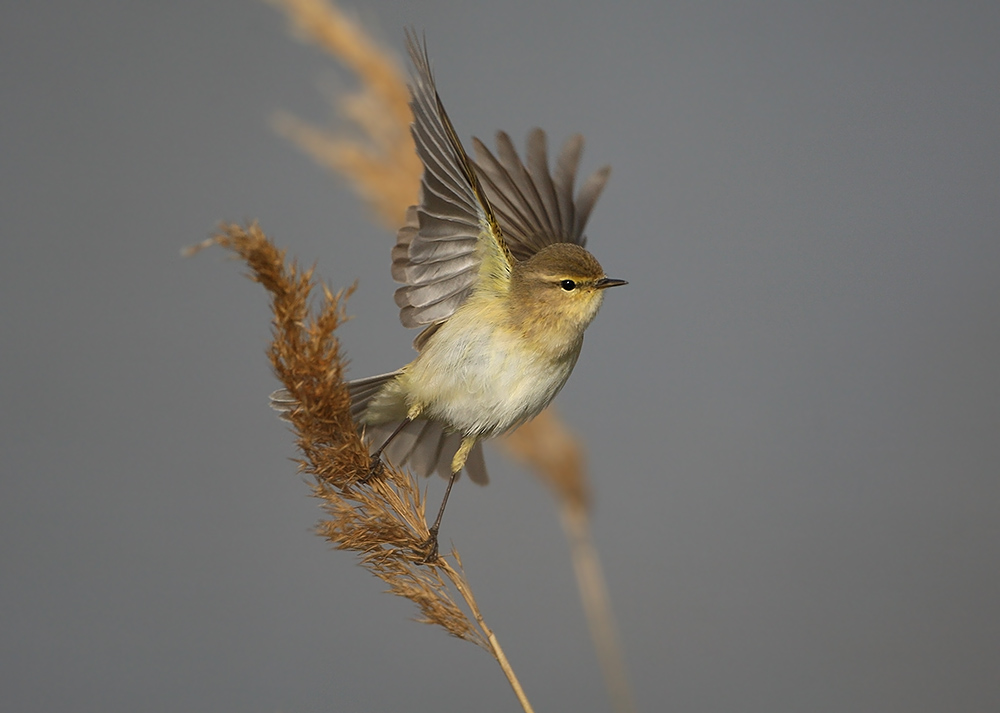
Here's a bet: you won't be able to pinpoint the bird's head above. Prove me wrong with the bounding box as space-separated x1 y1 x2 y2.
509 243 626 352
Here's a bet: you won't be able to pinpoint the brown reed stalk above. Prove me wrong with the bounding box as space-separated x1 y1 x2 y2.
502 411 637 713
262 2 636 711
189 222 535 712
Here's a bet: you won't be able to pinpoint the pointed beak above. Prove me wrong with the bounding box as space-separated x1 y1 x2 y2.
595 277 628 289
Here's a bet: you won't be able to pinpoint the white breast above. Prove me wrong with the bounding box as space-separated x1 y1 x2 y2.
400 308 582 438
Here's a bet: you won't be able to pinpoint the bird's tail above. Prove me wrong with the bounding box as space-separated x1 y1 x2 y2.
268 373 488 485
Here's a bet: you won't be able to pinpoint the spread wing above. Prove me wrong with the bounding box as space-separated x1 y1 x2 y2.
392 31 511 336
392 33 611 348
472 129 611 262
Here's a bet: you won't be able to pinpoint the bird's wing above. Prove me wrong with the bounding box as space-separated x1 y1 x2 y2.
471 129 611 262
392 32 513 340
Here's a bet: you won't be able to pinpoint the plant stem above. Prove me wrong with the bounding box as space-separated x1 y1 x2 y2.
442 561 536 713
561 505 636 713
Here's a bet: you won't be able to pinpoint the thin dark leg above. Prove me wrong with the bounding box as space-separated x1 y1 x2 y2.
419 467 460 563
362 417 411 482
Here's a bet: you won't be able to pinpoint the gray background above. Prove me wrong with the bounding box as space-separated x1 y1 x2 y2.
2 1 998 711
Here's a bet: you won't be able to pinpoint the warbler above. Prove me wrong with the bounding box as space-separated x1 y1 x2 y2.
274 32 625 559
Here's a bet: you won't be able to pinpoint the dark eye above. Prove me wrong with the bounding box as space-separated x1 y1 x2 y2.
560 279 577 291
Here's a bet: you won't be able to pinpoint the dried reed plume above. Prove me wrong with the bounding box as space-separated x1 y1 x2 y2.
265 0 419 227
190 222 534 711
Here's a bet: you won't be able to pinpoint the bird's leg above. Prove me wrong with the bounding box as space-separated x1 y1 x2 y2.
362 417 411 482
418 436 475 564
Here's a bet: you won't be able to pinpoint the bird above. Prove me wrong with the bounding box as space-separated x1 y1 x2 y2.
273 31 626 561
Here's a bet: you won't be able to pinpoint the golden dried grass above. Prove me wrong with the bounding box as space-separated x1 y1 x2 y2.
265 0 419 227
194 222 534 710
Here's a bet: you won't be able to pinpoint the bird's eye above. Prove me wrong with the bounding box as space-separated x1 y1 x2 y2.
560 279 577 291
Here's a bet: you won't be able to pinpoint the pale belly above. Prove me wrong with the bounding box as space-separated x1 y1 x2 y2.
399 316 582 438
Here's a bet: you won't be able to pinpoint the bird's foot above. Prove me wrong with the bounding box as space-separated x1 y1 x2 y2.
360 457 385 484
415 528 440 565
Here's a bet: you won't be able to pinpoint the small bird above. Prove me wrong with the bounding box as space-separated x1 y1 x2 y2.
274 32 625 560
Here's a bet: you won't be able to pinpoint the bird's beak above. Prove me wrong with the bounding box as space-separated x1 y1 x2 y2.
595 277 628 289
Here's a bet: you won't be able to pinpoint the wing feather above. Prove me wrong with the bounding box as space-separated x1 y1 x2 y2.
472 137 544 250
552 134 583 242
472 128 611 261
526 130 563 236
392 32 511 343
573 164 612 238
393 33 610 350
395 265 480 309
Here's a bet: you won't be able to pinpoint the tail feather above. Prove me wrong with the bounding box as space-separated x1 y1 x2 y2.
398 419 444 476
347 370 404 421
268 388 299 421
268 372 489 485
364 418 488 486
462 439 488 484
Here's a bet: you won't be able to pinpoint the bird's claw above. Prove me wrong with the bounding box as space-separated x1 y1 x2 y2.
415 529 440 565
360 457 385 484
